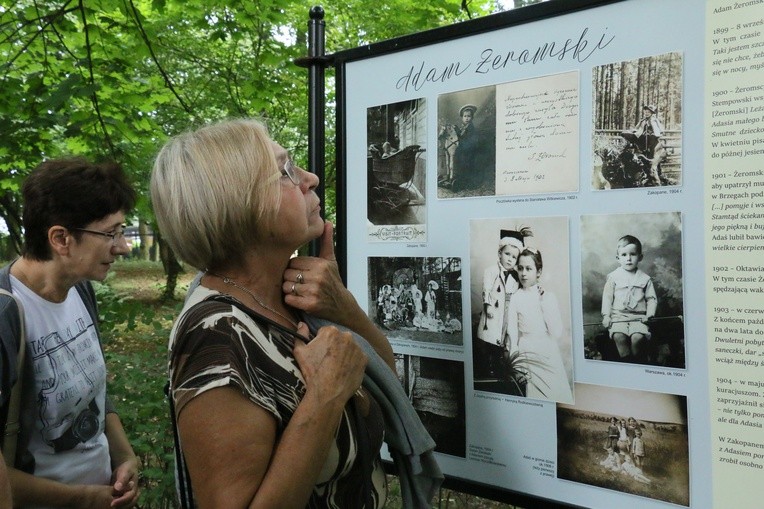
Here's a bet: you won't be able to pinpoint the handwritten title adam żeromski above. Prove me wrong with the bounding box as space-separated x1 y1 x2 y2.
396 27 615 92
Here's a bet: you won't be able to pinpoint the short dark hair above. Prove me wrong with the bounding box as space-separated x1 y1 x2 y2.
21 157 136 260
518 248 543 272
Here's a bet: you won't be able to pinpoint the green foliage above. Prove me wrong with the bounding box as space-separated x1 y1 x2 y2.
105 346 177 508
1 0 509 248
99 260 184 508
93 272 160 335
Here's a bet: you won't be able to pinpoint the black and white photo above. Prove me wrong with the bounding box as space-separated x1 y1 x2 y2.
592 52 683 190
367 99 427 242
368 257 463 346
470 217 573 404
437 86 496 198
580 212 685 368
395 354 466 458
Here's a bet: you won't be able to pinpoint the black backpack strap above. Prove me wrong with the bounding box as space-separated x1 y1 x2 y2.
165 381 194 509
0 289 25 466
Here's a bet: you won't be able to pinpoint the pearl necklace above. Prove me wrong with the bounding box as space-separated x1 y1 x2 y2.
206 271 298 329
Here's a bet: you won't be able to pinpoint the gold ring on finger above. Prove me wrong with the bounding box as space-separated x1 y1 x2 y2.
296 272 304 284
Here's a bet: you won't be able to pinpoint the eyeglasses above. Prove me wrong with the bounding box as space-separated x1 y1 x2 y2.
281 158 301 186
71 225 127 244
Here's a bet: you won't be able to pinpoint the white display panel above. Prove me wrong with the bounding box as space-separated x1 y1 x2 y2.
334 0 764 507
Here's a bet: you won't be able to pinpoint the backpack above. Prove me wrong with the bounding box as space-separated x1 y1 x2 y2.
0 289 25 467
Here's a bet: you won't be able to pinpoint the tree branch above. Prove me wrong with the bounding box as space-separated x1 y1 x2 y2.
78 0 117 158
125 0 192 114
461 0 473 19
1 2 78 70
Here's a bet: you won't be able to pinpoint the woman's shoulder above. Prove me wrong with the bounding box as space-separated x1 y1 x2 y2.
176 286 232 325
170 286 282 350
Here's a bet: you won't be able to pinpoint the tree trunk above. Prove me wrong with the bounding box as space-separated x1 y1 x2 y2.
138 220 152 260
158 233 183 301
0 192 24 256
619 60 627 129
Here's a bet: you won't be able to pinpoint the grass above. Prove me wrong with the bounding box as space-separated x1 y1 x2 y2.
100 259 521 508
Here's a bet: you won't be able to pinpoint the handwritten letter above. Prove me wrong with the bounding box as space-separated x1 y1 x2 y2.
495 71 579 196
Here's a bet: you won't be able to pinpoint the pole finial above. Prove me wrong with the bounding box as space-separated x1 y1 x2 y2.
309 6 324 20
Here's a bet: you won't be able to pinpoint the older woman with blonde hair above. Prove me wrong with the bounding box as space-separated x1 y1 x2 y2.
150 118 440 509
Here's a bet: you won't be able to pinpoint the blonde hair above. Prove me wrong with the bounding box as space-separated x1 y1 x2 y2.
499 236 523 254
150 118 280 270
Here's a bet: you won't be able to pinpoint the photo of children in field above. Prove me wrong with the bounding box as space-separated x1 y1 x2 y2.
470 216 574 404
557 383 689 506
580 212 685 368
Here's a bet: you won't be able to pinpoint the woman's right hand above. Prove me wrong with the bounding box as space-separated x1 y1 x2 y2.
293 323 367 406
177 323 368 509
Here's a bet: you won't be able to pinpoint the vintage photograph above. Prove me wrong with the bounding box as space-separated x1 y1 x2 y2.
394 354 466 458
367 257 463 346
592 51 683 190
366 98 427 242
470 217 574 404
580 212 685 368
437 85 496 198
557 383 689 507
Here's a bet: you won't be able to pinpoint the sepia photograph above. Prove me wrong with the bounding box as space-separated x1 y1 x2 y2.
557 383 689 506
437 85 496 198
367 257 463 346
592 51 683 190
367 98 427 242
395 354 466 458
470 217 573 404
580 212 685 368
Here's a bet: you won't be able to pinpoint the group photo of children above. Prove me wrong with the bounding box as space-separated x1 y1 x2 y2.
600 417 649 483
470 216 574 404
580 211 686 368
557 383 690 506
367 256 464 346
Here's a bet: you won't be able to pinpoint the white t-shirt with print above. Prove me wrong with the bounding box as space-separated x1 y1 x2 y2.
11 276 111 494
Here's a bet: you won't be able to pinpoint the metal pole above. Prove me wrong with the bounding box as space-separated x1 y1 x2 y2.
296 6 327 256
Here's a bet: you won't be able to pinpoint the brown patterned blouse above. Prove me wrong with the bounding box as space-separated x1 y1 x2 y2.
169 287 387 508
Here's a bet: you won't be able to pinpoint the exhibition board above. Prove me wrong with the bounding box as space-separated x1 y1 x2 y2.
330 0 764 507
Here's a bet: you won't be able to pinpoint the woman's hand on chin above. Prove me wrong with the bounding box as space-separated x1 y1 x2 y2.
283 221 358 323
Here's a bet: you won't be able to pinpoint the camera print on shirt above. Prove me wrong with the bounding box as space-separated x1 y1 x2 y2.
30 316 106 453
